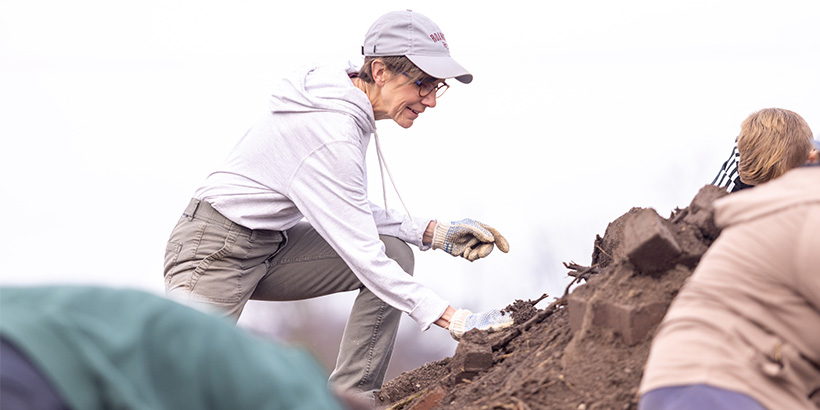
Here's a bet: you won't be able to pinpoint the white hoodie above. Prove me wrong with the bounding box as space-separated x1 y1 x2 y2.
194 61 449 330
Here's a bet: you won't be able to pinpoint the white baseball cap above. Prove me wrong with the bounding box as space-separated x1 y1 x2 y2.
362 10 473 84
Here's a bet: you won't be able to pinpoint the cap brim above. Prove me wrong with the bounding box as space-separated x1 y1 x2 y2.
406 54 473 84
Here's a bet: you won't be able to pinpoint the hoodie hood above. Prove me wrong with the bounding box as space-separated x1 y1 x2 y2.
269 61 376 135
714 165 820 228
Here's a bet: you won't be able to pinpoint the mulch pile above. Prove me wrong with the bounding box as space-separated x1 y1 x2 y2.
375 185 728 410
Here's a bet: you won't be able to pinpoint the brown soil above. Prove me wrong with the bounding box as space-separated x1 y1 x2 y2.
375 185 728 410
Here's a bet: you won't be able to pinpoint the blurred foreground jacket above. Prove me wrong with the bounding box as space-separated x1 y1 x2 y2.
0 286 345 410
640 166 820 409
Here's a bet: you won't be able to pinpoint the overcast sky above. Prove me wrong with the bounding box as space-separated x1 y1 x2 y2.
2 0 819 362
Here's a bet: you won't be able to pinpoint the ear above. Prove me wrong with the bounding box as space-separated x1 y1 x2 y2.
808 149 819 164
370 59 388 87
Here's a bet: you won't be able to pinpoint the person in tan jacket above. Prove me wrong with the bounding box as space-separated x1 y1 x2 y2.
639 163 820 410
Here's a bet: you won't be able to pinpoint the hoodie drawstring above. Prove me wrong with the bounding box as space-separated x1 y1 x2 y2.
373 130 414 222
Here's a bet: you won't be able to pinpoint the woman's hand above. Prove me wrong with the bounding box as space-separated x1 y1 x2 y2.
431 218 509 261
434 305 457 329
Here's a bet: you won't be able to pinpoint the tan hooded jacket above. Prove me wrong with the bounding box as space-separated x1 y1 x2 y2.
640 166 820 410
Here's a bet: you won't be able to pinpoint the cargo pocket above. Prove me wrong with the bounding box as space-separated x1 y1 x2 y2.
757 342 820 398
743 328 820 399
185 225 243 304
163 216 206 293
164 216 246 306
164 241 183 289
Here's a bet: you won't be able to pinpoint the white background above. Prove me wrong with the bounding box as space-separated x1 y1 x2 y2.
2 0 818 376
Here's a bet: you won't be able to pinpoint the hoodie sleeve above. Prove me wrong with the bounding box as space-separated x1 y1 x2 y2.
368 202 434 250
286 138 448 330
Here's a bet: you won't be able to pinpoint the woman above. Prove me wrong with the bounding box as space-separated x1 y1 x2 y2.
164 10 511 402
711 108 817 192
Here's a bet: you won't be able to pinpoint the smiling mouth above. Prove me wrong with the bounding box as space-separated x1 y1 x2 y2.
407 107 420 115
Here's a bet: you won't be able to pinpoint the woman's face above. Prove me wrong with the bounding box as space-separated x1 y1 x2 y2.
380 72 440 129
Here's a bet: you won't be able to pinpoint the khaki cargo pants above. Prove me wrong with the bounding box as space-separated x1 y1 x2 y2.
164 198 414 396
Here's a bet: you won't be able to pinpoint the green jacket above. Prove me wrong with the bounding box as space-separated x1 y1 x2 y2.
0 286 344 410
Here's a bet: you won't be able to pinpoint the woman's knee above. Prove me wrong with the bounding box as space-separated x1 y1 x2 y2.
380 236 414 275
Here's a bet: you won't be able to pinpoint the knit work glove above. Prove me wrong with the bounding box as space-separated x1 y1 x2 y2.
431 219 510 261
449 308 514 341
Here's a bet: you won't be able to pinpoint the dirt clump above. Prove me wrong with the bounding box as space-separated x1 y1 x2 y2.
376 185 727 410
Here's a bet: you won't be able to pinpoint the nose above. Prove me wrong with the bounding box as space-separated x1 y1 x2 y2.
422 92 437 108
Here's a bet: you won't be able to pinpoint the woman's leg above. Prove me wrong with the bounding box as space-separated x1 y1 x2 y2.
164 199 284 319
252 222 415 396
330 234 414 397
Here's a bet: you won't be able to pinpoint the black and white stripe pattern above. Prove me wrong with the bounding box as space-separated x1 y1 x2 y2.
711 138 753 193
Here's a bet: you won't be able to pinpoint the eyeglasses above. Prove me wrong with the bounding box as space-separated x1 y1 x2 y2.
401 72 449 98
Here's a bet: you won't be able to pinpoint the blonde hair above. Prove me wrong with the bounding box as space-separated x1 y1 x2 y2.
737 108 813 186
357 56 438 84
